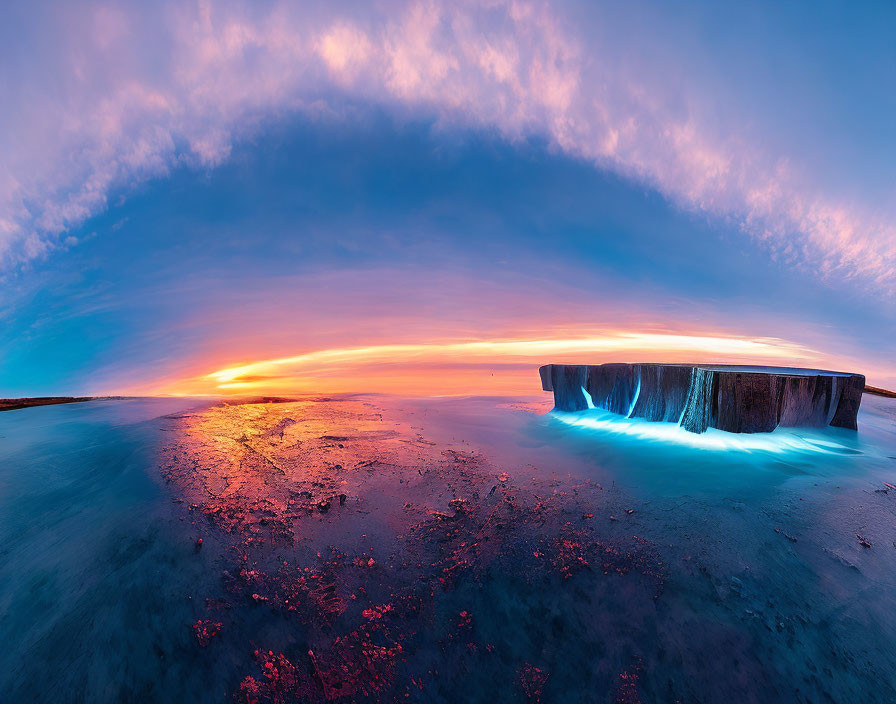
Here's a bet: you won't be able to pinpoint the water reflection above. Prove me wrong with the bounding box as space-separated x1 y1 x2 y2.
0 394 894 702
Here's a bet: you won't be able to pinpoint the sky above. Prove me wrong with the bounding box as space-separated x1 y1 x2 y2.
0 0 894 397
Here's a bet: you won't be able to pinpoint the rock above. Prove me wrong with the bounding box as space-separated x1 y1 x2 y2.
192 619 222 646
540 363 865 434
774 527 797 543
857 534 872 548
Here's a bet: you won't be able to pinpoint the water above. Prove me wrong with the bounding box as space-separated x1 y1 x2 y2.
0 394 894 702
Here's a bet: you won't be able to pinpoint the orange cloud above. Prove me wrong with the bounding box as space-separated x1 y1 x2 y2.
153 330 826 397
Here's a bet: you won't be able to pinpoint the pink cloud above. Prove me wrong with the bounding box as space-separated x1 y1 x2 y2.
1 0 893 291
82 265 896 396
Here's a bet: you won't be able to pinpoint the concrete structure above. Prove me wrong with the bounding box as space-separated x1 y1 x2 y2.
540 363 864 434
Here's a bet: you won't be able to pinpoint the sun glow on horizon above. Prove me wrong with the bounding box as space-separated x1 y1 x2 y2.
152 330 826 397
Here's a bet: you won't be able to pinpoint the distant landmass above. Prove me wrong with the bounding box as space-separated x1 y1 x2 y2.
865 385 896 399
0 397 92 412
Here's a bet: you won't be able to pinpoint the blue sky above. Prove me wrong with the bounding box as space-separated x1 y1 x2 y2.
0 1 893 395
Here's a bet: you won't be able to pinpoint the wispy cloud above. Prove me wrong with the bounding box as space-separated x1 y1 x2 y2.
207 333 819 385
2 0 894 290
154 330 825 396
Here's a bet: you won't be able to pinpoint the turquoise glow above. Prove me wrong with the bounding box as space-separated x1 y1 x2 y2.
580 385 596 409
551 407 864 455
625 377 642 418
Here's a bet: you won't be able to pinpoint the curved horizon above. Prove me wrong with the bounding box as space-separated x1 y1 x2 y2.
1 0 894 396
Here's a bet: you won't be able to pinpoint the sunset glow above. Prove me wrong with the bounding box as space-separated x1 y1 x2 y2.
4 2 896 701
149 331 824 396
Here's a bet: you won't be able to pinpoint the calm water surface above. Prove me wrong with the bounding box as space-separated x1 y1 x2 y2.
1 394 894 702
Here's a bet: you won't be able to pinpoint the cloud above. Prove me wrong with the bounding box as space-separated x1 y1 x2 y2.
1 0 893 290
154 330 825 396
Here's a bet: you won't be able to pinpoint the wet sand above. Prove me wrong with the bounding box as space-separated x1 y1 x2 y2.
157 396 663 702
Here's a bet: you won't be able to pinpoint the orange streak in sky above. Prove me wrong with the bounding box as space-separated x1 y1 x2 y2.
155 331 825 397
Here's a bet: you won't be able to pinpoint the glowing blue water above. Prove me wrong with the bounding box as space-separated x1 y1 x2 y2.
0 394 894 701
624 377 641 417
559 401 865 454
418 393 896 700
